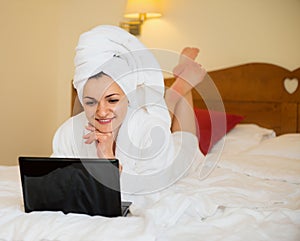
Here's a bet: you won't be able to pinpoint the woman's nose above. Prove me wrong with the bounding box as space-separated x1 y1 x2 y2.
96 102 108 117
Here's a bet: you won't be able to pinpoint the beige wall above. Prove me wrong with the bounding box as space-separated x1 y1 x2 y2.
1 0 299 165
140 0 300 70
0 0 60 165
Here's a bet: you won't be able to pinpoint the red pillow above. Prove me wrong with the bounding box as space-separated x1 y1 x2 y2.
194 108 244 155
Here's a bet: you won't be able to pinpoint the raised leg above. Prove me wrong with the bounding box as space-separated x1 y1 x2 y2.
165 47 206 134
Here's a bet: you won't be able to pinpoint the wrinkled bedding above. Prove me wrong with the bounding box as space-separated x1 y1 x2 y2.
0 125 299 241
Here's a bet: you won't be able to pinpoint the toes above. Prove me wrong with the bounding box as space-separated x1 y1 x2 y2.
181 47 199 60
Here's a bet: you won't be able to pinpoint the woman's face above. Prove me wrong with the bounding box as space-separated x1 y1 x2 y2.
83 74 128 134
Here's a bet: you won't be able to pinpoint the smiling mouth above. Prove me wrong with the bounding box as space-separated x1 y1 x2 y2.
96 118 115 124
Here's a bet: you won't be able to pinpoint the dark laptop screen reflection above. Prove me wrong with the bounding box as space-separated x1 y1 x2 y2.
21 159 122 217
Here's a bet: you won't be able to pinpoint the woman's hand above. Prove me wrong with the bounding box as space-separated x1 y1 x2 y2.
83 123 123 172
83 123 115 159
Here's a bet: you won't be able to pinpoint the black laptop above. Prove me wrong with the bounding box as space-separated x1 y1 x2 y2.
18 157 131 217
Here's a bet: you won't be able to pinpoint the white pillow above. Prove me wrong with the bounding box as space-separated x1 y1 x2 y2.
243 134 300 160
210 124 276 154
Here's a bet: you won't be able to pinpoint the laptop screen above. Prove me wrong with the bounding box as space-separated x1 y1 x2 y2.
19 157 123 217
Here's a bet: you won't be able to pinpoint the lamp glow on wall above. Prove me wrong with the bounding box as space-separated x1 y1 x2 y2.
120 0 162 36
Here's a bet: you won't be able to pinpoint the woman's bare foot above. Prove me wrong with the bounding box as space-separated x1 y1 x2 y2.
172 47 206 95
179 47 199 63
174 47 200 77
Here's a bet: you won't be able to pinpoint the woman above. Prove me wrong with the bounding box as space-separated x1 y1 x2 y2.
52 25 206 194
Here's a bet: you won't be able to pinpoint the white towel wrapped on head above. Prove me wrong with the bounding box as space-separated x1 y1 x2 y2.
73 25 168 116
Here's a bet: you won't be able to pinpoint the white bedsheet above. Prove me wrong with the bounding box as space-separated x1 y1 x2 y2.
0 130 300 241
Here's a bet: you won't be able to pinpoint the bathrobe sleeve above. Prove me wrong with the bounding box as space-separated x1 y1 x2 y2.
51 112 87 158
116 110 203 195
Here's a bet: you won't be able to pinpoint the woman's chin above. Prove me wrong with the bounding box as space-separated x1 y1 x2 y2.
98 128 113 134
93 122 120 135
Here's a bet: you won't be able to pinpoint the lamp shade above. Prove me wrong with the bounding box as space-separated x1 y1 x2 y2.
124 0 162 19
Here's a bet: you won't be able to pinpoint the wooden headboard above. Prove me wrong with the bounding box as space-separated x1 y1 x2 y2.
193 63 300 135
71 62 300 135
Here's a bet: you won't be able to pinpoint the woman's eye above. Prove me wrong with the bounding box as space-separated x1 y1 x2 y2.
108 99 119 104
85 101 97 106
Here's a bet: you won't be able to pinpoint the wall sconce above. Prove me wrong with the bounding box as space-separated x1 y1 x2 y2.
120 0 162 36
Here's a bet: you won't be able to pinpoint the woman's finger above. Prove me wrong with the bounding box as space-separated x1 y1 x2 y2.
95 132 115 158
85 123 96 132
95 132 114 143
83 131 97 144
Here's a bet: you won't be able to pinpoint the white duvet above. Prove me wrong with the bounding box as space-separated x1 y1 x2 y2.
0 125 299 241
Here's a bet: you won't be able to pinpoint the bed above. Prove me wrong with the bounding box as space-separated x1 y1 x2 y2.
0 63 299 240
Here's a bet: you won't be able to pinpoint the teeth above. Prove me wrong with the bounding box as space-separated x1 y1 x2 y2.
98 119 112 124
